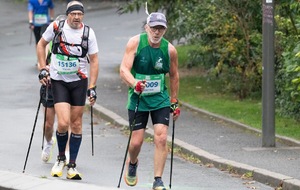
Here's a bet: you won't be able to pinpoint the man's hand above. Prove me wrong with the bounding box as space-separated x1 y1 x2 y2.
170 98 180 120
29 21 34 29
38 68 49 86
134 80 146 94
87 86 97 106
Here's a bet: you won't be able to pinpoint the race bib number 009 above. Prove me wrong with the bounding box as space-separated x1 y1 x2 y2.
135 74 165 96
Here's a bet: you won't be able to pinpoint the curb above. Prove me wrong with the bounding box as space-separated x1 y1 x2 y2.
181 102 300 147
89 102 300 190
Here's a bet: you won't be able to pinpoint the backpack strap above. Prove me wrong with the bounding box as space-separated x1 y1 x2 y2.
51 21 90 58
80 25 89 58
51 20 65 55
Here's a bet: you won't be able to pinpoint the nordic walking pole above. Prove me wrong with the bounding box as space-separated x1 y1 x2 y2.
29 29 33 45
41 82 49 150
91 105 94 156
169 119 175 189
88 87 96 156
117 93 142 188
23 98 42 173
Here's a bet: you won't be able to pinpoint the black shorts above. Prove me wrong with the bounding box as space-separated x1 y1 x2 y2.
33 24 48 45
128 107 170 131
51 79 88 106
40 85 54 108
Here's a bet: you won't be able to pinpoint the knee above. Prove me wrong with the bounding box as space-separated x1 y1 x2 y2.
71 120 82 133
57 120 70 131
154 133 167 146
130 138 143 149
45 122 54 130
45 118 54 128
73 119 82 128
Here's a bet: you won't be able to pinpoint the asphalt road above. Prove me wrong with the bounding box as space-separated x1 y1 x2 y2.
0 1 274 189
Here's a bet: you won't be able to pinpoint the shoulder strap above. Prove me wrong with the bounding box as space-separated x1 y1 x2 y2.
58 20 65 31
52 20 65 54
52 21 90 58
52 20 65 36
80 25 90 57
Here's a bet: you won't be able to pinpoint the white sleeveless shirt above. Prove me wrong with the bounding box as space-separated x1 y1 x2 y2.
42 20 99 82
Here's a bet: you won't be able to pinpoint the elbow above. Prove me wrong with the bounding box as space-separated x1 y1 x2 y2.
119 66 126 78
119 66 132 87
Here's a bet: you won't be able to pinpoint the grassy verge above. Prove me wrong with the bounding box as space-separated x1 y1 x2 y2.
176 45 300 141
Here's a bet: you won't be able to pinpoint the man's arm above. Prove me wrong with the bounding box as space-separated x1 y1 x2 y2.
28 2 33 24
49 8 54 21
87 53 99 106
119 35 139 88
37 38 49 70
88 53 99 89
37 38 50 85
168 44 179 101
28 10 33 24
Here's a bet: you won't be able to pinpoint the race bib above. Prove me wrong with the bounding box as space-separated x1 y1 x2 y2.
135 73 164 96
54 54 79 74
34 14 48 25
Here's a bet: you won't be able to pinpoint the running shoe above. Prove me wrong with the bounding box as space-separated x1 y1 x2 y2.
67 163 82 180
51 156 66 177
152 178 167 190
124 159 138 186
41 137 56 163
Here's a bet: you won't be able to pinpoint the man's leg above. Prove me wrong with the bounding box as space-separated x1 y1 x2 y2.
69 105 84 165
41 107 56 162
124 110 148 186
44 107 55 142
153 123 168 177
128 129 144 164
33 26 41 66
66 105 84 180
152 123 168 190
55 102 71 156
151 107 170 190
124 129 145 186
51 102 70 177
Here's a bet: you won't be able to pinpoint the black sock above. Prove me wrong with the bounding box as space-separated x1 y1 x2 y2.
56 130 68 158
154 177 161 181
69 133 82 164
129 161 137 166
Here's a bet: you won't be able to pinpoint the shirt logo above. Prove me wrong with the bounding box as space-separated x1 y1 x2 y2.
140 56 147 63
154 57 163 70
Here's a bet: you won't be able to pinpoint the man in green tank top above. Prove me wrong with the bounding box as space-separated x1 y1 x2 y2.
120 12 180 190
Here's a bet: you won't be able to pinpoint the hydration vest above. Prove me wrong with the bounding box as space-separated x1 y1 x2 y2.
51 20 90 58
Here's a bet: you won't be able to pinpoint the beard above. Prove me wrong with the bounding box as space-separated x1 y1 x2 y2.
149 36 163 44
146 28 163 44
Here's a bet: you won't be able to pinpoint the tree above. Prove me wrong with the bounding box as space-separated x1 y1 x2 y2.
274 0 300 119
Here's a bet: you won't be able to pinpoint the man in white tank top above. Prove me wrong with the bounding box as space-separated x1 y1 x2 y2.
37 0 99 180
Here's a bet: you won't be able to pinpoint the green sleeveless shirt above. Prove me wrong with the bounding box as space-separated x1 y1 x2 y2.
127 33 171 111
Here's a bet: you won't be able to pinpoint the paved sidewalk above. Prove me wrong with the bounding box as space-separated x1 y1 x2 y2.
91 75 300 190
0 170 124 190
91 102 300 190
1 100 299 190
1 0 299 189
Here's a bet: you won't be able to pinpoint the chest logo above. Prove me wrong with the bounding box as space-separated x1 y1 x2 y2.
154 57 163 70
140 56 147 63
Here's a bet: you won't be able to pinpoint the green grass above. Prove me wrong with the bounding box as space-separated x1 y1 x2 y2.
176 45 198 67
175 45 300 141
